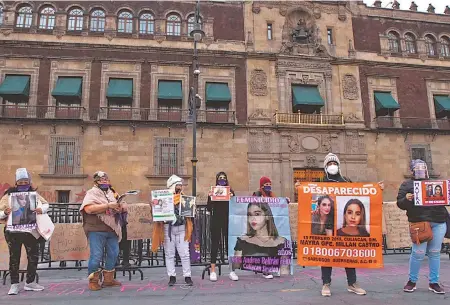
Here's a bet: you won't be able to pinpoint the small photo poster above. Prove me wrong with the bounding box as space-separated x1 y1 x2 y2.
151 190 175 222
180 195 196 217
7 192 37 233
210 186 231 201
414 180 449 206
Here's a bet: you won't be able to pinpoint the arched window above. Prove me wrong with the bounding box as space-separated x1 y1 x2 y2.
68 8 84 31
441 36 450 57
187 15 202 36
387 31 400 53
39 6 55 30
16 6 33 28
139 12 154 34
425 35 437 56
404 33 416 54
166 14 181 36
0 6 4 26
118 10 133 33
90 9 105 32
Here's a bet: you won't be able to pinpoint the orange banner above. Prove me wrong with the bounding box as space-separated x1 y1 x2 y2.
297 182 383 269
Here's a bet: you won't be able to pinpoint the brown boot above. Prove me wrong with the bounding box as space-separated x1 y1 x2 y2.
88 271 102 291
102 269 122 287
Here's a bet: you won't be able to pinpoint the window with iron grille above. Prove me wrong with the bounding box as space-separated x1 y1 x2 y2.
409 144 433 171
57 190 70 203
48 136 81 175
154 138 184 176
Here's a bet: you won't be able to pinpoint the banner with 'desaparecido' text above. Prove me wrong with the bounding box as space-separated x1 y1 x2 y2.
297 182 383 269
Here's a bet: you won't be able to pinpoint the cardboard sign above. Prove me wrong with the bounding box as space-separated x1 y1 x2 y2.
414 180 449 206
0 224 28 271
210 186 231 201
297 182 383 269
126 203 153 240
50 223 89 261
7 192 37 233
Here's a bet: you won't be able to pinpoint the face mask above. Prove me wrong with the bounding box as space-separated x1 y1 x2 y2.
218 179 227 186
175 187 182 194
17 185 30 192
414 163 428 180
263 185 272 193
327 165 339 175
98 184 110 191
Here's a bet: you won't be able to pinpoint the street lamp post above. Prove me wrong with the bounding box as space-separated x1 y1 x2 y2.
189 0 205 197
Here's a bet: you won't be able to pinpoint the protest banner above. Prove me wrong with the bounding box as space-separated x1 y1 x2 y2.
0 224 27 271
151 190 175 222
126 203 153 240
210 186 231 201
297 182 383 269
7 192 37 233
180 195 196 217
414 180 449 206
228 196 293 275
50 223 90 261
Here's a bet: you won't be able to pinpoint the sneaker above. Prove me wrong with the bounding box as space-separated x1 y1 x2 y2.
8 284 20 295
209 272 218 282
429 283 445 294
24 282 44 291
321 284 331 297
229 271 239 281
263 273 274 279
403 280 416 293
185 277 193 286
347 283 366 295
168 276 176 287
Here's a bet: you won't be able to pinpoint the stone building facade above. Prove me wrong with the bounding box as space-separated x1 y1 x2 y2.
0 1 450 203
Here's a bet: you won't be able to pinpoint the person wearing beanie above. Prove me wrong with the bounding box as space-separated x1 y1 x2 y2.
0 168 49 295
207 172 238 282
253 176 275 198
397 159 447 294
151 175 193 287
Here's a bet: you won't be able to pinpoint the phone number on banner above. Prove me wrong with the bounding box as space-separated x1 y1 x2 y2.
303 247 376 258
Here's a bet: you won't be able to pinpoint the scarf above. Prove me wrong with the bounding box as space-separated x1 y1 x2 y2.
79 186 122 241
151 193 193 253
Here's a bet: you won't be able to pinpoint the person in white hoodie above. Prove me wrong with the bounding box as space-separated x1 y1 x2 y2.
0 168 49 295
151 175 193 286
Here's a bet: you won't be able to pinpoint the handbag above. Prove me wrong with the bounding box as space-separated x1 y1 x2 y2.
409 221 433 245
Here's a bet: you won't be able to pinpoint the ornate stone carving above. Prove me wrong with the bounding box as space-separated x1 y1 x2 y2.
306 155 317 168
279 7 288 16
252 6 261 14
342 74 359 100
344 131 365 154
291 18 313 44
249 109 270 121
104 31 116 41
249 129 271 153
0 28 13 36
155 35 166 44
288 135 300 153
320 134 332 153
345 113 361 122
249 69 268 97
277 60 331 70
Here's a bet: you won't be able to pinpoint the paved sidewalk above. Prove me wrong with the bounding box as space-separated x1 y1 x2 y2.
1 254 450 305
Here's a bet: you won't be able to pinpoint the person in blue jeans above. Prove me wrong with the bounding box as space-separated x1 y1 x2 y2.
80 171 126 291
397 159 447 294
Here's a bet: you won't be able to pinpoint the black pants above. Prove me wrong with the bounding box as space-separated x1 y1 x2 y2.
119 225 131 264
321 267 356 285
210 205 228 265
4 230 39 284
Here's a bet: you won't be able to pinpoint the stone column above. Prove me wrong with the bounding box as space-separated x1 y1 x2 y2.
324 71 333 114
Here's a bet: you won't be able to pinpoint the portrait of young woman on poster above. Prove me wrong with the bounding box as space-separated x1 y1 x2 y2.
311 195 334 236
337 198 370 237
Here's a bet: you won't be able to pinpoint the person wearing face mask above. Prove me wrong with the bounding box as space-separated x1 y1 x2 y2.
80 171 126 291
207 172 237 282
0 168 49 295
397 159 447 294
151 175 194 287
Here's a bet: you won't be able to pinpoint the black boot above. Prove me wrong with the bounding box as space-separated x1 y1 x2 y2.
185 277 193 286
168 276 176 286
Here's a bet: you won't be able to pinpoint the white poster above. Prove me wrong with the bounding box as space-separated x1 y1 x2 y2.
7 192 37 233
151 190 175 222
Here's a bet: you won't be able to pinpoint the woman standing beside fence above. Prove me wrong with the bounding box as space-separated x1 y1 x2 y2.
0 168 49 295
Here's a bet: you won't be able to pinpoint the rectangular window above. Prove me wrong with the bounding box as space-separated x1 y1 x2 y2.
49 136 81 175
154 138 184 176
267 23 273 40
57 190 70 203
327 28 333 45
409 144 433 171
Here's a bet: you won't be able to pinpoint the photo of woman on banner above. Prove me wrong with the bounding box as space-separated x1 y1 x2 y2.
311 195 334 236
336 198 370 237
433 185 444 200
12 192 36 226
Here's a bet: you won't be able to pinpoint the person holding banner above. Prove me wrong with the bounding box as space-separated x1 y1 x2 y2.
80 171 126 291
151 175 194 287
207 172 238 282
397 159 447 294
0 168 49 295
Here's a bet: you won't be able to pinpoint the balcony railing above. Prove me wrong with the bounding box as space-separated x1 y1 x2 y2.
275 111 344 126
0 105 86 120
375 116 450 130
99 107 236 124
